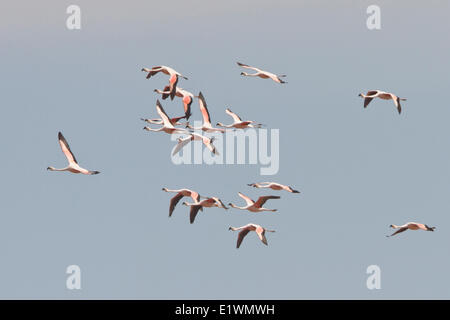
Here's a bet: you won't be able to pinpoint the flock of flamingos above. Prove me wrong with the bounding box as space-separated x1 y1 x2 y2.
46 62 436 248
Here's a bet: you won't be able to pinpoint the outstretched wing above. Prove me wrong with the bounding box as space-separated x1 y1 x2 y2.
238 192 254 206
144 66 162 79
160 85 171 100
169 193 184 217
190 191 200 203
363 90 378 108
189 205 202 224
254 195 280 208
170 115 186 125
256 227 268 245
225 108 242 123
213 197 228 209
156 100 174 128
388 227 408 237
58 132 78 164
182 95 193 120
236 229 251 248
172 135 192 156
392 95 402 114
198 92 212 125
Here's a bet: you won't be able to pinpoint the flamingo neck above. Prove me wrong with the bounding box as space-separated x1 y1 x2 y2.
47 167 69 172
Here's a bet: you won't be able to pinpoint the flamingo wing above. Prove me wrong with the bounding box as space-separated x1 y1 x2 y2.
172 135 192 156
391 95 402 114
145 66 162 79
236 229 251 248
213 197 228 209
198 92 212 125
58 132 78 164
169 74 179 100
160 85 171 100
201 136 219 155
363 90 379 108
238 192 254 206
169 115 186 125
169 193 184 217
225 108 242 123
256 227 268 245
388 227 408 237
182 95 193 120
190 191 200 203
189 205 202 224
254 195 280 208
156 100 174 128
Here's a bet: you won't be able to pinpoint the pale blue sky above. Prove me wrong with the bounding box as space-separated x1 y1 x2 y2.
0 0 449 299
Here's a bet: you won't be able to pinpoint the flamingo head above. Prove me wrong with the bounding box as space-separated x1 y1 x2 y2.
240 72 247 76
426 225 436 231
46 166 54 171
161 187 168 192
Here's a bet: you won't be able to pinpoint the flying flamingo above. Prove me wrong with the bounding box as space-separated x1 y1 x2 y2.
185 92 226 133
237 62 287 84
141 115 187 126
248 182 300 193
182 197 228 224
143 100 189 134
216 108 263 129
172 132 219 156
162 187 201 217
229 223 275 248
47 132 100 175
154 86 195 120
141 66 188 100
387 222 436 237
228 192 280 212
358 90 406 114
